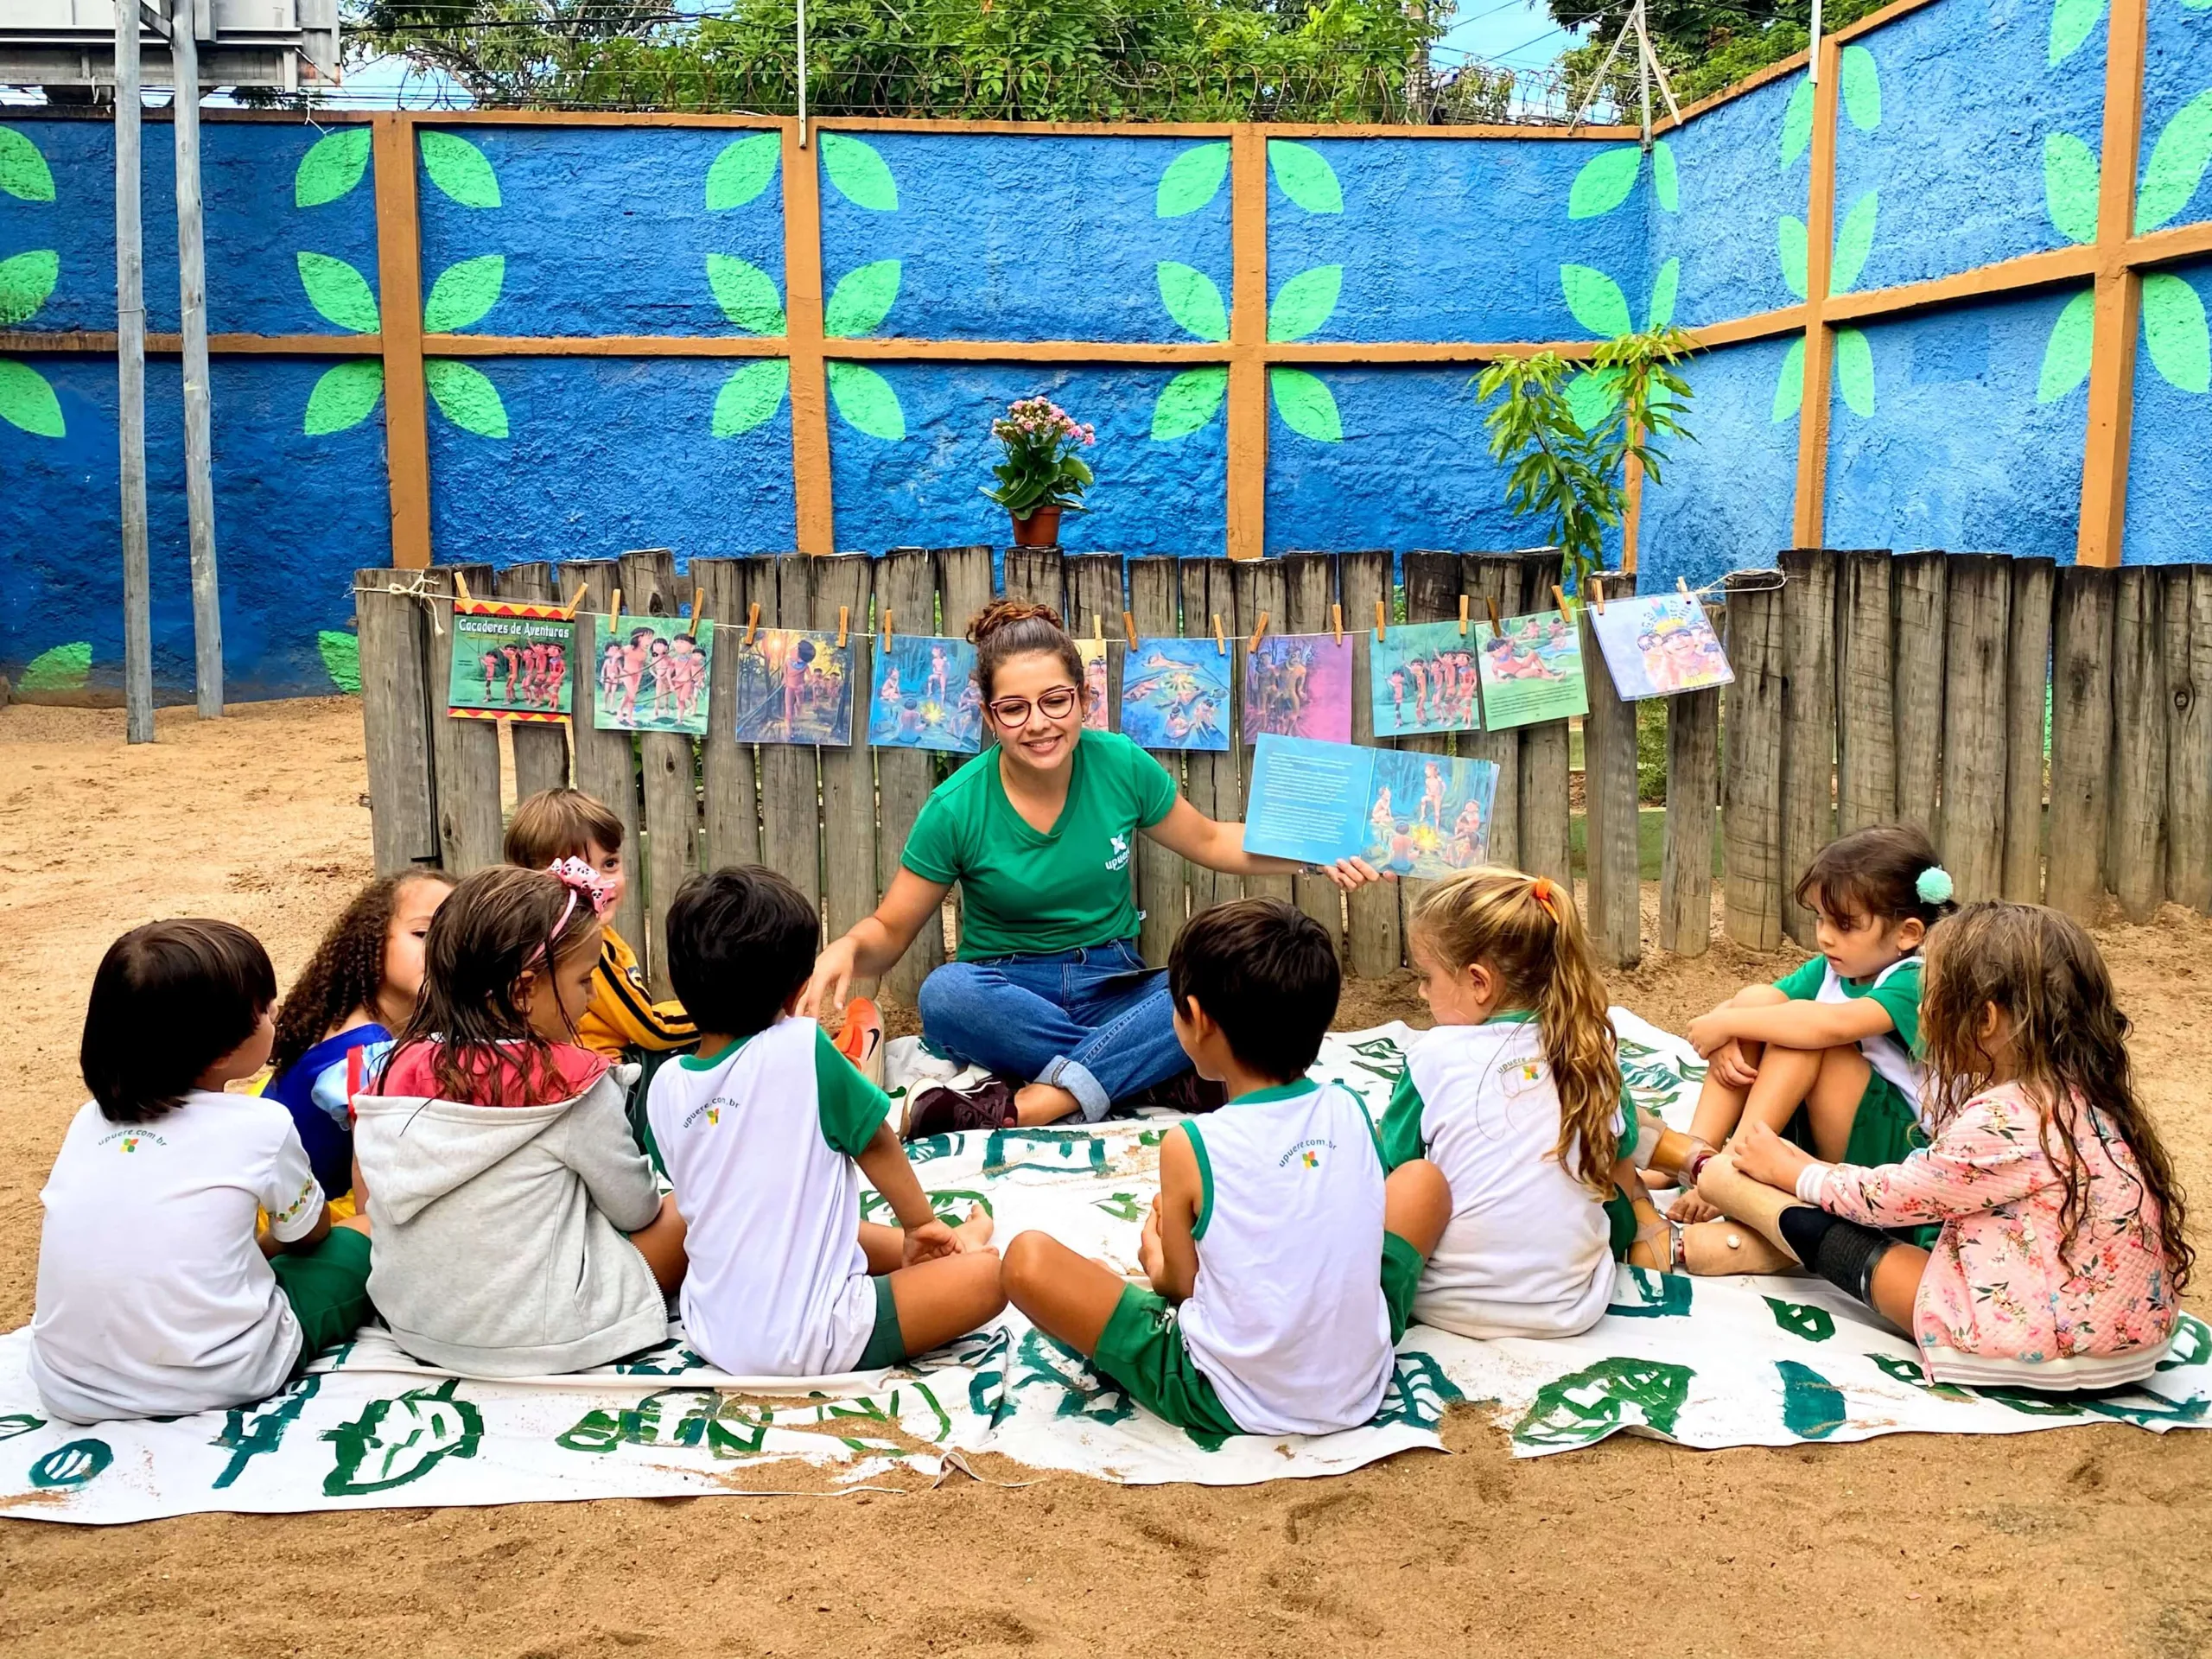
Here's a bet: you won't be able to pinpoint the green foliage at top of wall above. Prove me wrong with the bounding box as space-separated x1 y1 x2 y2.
420 131 501 207
0 126 55 201
706 131 780 210
296 128 371 208
1155 143 1229 218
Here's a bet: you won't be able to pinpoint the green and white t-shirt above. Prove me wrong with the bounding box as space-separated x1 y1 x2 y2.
1774 954 1925 1110
646 1016 891 1376
901 729 1179 959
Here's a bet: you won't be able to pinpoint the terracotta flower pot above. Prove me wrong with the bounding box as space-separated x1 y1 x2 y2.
1010 505 1063 548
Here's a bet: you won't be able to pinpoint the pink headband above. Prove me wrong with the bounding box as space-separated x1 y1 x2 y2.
533 857 615 964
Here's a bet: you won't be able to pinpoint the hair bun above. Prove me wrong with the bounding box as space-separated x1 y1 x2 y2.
968 597 1065 646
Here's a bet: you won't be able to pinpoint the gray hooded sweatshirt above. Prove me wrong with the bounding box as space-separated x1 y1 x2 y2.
353 1057 666 1376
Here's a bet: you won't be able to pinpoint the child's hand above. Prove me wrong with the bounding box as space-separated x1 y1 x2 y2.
1707 1038 1758 1090
1732 1120 1814 1189
1686 1008 1734 1058
1138 1205 1166 1288
903 1217 960 1264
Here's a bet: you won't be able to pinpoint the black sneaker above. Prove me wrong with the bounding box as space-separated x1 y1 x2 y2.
1133 1069 1230 1115
903 1075 1020 1139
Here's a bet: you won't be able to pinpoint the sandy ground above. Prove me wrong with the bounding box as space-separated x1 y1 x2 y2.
3 698 2211 1658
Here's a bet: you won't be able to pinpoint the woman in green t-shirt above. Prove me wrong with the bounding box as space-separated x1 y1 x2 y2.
802 599 1382 1135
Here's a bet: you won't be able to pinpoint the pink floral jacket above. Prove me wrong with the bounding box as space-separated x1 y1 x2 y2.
1811 1080 2178 1389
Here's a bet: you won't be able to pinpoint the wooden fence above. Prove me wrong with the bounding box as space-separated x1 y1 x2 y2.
355 548 2210 1000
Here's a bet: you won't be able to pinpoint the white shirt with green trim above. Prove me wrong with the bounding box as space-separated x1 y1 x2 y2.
31 1091 325 1424
646 1015 892 1376
1178 1078 1394 1436
1384 1015 1618 1341
1798 955 1924 1109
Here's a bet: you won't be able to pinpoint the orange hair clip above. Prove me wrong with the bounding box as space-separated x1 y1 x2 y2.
1529 876 1562 922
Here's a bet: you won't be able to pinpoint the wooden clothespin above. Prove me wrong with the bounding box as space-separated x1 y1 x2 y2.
1093 613 1103 645
744 601 760 645
1459 594 1470 637
1374 600 1386 643
690 587 709 632
836 605 849 648
1211 613 1226 655
1552 584 1571 625
1591 575 1605 615
1248 611 1269 652
1332 602 1343 644
1678 576 1693 600
607 588 622 634
453 570 474 603
1485 595 1503 635
880 607 893 650
1122 610 1138 650
563 582 588 619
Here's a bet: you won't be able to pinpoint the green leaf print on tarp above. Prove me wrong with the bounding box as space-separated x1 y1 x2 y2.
1267 140 1343 213
707 254 787 334
423 359 509 438
297 252 381 334
1268 366 1342 441
1647 257 1680 328
2049 0 2106 64
1829 192 1878 293
1764 1296 1836 1341
2036 289 2096 403
29 1440 111 1490
1777 216 1808 300
818 131 898 211
213 1376 323 1488
322 1378 483 1496
1777 1361 1847 1440
19 640 91 691
1510 1356 1694 1448
827 360 906 440
1653 138 1680 212
418 131 499 207
1834 327 1876 416
706 131 780 210
0 249 58 326
296 127 371 207
1607 1267 1692 1318
1770 337 1806 423
0 359 63 437
1156 142 1230 218
1779 77 1815 168
1567 145 1641 219
2043 132 2101 244
303 359 385 435
1150 365 1228 439
421 253 505 332
1267 264 1342 341
2136 88 2212 232
1156 261 1230 342
2142 271 2211 393
823 258 901 337
0 125 55 201
712 359 789 437
1840 44 1882 130
1560 264 1633 336
318 630 363 693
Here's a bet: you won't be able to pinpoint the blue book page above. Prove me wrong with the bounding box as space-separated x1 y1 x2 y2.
1242 734 1376 866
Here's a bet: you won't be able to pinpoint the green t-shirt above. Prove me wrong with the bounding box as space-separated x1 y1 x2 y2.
1773 954 1924 1056
901 729 1179 959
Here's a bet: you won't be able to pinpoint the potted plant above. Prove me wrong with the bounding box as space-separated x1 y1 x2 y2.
981 397 1096 547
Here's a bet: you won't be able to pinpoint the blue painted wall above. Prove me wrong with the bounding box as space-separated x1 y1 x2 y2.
1634 336 1802 591
1658 72 1807 329
2123 256 2212 564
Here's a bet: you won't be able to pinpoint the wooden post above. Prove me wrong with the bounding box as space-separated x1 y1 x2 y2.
1340 550 1402 976
2109 566 2165 921
2047 565 2115 922
1128 556 1185 964
1835 549 1895 836
115 0 153 743
1461 554 1522 871
617 550 703 995
1001 549 1064 611
371 116 431 570
1181 558 1242 911
1400 552 1463 922
936 545 995 959
170 29 224 721
1790 32 1845 550
1225 125 1268 562
2166 568 2212 913
1517 553 1573 888
1938 555 2011 906
874 548 942 1007
567 559 646 950
814 555 878 950
1723 570 1785 950
1891 551 1947 841
1232 556 1292 906
1778 549 1838 944
759 555 823 930
2073 0 2150 570
1580 601 1641 969
355 568 440 874
781 122 834 556
1281 553 1344 953
2001 557 2056 904
695 556 765 875
1661 679 1719 957
495 563 572 800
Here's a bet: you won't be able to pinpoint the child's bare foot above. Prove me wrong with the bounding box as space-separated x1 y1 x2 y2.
954 1205 995 1249
1679 1218 1797 1275
1669 1188 1719 1224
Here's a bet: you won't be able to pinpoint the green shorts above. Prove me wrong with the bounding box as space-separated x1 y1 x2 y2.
1604 1187 1642 1261
856 1273 906 1370
1788 1067 1939 1248
271 1224 373 1362
1091 1283 1243 1439
1382 1230 1423 1344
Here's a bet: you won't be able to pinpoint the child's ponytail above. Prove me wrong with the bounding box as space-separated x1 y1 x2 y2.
1412 868 1624 1195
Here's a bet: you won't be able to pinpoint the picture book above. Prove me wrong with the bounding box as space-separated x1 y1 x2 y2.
1472 609 1590 730
731 628 853 747
1243 734 1499 880
1589 593 1735 700
869 635 984 753
592 613 712 735
1370 620 1482 738
449 598 575 723
1119 637 1230 752
1243 632 1353 745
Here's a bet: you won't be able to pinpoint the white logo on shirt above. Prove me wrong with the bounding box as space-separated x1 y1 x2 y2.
1106 833 1131 872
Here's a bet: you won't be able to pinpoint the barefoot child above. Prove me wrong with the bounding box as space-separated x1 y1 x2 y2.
1698 902 2187 1388
31 922 372 1422
264 870 454 1206
1385 870 1705 1338
1001 899 1450 1439
648 867 1003 1375
353 863 688 1376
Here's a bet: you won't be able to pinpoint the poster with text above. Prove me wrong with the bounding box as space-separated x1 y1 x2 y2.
870 635 984 753
1590 594 1735 700
732 628 853 747
1243 632 1353 745
1244 734 1497 879
449 599 575 723
1120 637 1231 752
1473 610 1590 730
593 615 713 735
1077 639 1111 732
1370 621 1482 738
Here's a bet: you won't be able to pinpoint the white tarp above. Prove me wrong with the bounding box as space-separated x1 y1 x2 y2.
2 1013 2204 1523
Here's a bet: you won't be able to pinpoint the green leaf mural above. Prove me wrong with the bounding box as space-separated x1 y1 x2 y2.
2048 0 2106 64
1840 45 1882 131
0 126 55 202
1560 264 1632 336
1653 138 1680 213
707 254 787 334
1269 367 1341 440
2036 289 2095 404
1150 365 1228 439
318 630 362 694
2135 88 2212 232
1647 257 1680 328
1777 216 1809 300
1268 264 1342 341
1834 326 1876 416
1779 78 1815 168
1567 146 1641 219
706 131 780 210
297 252 381 334
0 249 58 326
827 360 906 439
1770 337 1805 423
419 131 500 208
2142 271 2211 394
1156 261 1230 341
823 259 901 337
2042 132 2101 244
296 128 371 208
1156 143 1230 218
1830 191 1878 293
424 359 509 438
1566 366 1620 430
422 253 505 332
0 358 63 437
20 640 91 693
819 132 899 211
303 359 385 435
1268 141 1343 214
712 359 789 437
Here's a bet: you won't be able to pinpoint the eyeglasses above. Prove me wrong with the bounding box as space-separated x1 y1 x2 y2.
988 685 1079 728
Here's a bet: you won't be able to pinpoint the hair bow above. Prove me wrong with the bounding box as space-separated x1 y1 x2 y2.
546 856 617 924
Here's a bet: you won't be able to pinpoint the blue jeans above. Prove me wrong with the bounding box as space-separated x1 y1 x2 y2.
916 940 1191 1122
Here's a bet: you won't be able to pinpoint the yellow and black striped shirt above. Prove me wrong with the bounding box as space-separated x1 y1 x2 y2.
577 926 696 1058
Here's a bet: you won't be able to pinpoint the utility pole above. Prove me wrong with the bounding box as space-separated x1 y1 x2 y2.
116 0 153 744
171 0 224 717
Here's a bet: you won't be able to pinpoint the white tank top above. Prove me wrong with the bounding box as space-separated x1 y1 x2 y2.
1813 955 1925 1110
1177 1079 1394 1436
